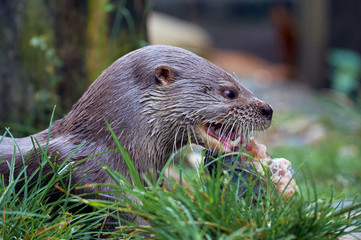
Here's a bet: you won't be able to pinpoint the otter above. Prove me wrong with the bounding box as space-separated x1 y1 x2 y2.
0 45 272 194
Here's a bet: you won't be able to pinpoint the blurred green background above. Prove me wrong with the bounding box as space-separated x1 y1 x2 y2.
1 0 360 198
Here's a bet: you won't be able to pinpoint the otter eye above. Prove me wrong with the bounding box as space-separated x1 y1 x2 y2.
224 90 236 99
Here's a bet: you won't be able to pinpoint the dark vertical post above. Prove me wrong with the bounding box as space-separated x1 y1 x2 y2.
296 0 330 88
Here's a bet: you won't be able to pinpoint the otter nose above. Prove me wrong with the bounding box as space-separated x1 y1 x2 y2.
261 104 273 121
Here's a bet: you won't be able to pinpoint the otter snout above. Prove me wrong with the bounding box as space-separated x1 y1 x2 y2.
261 103 273 121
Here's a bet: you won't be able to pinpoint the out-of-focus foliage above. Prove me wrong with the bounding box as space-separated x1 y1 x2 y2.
0 0 150 136
329 49 361 99
29 35 63 125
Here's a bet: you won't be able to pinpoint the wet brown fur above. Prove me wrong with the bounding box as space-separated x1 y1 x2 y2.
0 45 272 195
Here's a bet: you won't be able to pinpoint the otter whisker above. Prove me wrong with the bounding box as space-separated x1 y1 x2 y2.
220 119 232 140
236 124 241 136
186 125 195 153
197 124 211 152
263 126 267 136
241 122 246 140
230 120 237 137
190 126 199 146
253 124 260 138
210 121 226 156
251 123 254 138
244 122 250 140
216 120 226 140
259 125 266 138
173 125 183 154
247 123 251 138
222 120 234 146
235 123 242 148
216 121 226 141
208 122 218 155
216 120 231 153
212 120 230 155
229 121 238 151
178 127 187 164
238 123 243 136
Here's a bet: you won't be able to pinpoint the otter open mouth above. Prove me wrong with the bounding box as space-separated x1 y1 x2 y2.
200 123 246 153
200 123 299 199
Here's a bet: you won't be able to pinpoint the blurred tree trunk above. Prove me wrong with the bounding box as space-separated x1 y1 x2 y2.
0 0 149 136
49 0 89 113
0 0 33 127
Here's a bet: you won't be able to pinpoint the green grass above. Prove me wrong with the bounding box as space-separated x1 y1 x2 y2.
0 143 109 239
92 160 361 239
1 121 361 239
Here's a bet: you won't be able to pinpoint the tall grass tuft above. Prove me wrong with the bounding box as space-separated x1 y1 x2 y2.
85 154 361 239
0 108 113 239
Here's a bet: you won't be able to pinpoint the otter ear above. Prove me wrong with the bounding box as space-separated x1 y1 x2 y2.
155 65 176 85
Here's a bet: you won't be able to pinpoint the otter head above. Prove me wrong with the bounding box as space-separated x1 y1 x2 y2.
137 45 272 156
54 45 272 175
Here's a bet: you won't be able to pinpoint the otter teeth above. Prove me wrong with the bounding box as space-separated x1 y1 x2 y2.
229 135 242 147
